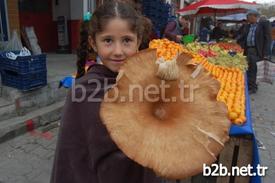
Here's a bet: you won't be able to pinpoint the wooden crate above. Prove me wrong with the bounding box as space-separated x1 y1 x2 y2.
170 135 253 183
216 135 253 183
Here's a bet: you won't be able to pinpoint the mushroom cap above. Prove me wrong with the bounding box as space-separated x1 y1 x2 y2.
100 49 231 179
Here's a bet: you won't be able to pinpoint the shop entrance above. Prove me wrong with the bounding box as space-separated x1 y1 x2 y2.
0 0 9 41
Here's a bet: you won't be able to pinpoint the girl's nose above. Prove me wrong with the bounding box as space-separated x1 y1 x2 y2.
113 43 123 56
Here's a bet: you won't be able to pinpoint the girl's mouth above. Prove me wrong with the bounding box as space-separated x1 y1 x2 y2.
111 59 125 63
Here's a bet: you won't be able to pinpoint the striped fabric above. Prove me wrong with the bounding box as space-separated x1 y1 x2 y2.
247 24 257 47
257 60 275 84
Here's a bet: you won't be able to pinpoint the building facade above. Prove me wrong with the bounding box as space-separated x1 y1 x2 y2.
0 0 100 52
0 0 188 52
1 0 20 42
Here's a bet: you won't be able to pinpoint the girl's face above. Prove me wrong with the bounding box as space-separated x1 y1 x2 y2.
90 18 141 72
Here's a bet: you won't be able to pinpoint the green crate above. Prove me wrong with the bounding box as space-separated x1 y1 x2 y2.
182 34 195 44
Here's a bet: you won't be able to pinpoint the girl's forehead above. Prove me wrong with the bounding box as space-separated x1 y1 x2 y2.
97 17 137 37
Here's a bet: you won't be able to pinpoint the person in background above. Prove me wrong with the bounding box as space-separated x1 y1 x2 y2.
163 15 189 43
236 19 247 45
199 18 211 42
182 16 190 35
228 29 236 39
211 22 226 40
259 15 272 60
237 9 272 94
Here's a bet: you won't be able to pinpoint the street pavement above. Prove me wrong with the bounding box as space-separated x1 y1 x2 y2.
250 82 275 183
0 127 58 183
0 83 275 183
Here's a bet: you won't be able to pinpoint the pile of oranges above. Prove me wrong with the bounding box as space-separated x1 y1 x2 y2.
149 39 246 125
149 39 190 60
193 55 246 125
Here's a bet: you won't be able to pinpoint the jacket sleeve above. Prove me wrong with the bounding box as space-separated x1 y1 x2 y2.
94 148 163 183
262 21 272 58
163 21 178 42
86 100 147 183
51 90 96 183
237 25 247 49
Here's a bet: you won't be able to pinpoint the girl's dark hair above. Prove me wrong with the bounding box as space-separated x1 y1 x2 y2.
76 0 152 78
76 21 91 78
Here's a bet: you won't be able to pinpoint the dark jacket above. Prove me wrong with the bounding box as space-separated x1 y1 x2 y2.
163 20 183 42
51 64 163 183
237 20 272 59
211 27 226 40
236 24 246 41
199 27 211 42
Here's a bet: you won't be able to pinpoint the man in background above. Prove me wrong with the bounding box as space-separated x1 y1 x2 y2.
237 10 272 94
212 22 226 40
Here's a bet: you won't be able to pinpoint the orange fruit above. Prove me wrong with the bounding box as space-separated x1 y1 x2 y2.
233 107 242 115
234 118 244 125
229 112 238 120
239 115 246 122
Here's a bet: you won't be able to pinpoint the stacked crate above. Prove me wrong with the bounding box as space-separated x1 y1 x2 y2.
0 51 47 91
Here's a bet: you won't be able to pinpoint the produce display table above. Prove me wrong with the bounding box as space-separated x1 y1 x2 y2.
227 78 261 183
190 77 260 183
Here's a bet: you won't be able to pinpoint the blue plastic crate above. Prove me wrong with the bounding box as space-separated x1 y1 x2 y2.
0 51 47 74
0 69 47 91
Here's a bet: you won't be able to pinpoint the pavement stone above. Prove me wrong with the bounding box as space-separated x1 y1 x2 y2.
250 82 275 182
0 127 58 183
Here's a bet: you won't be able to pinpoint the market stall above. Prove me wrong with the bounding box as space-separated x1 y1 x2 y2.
149 39 261 183
217 13 247 22
177 0 259 36
177 0 258 16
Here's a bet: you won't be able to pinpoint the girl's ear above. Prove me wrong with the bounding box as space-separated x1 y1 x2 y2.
88 35 97 52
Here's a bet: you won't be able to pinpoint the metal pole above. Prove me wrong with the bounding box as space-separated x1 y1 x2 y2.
214 10 217 25
180 0 185 9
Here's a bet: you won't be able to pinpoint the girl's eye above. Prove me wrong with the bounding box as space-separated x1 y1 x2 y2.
104 38 112 44
123 38 133 44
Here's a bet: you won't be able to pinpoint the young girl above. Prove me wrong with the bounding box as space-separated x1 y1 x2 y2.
50 1 163 183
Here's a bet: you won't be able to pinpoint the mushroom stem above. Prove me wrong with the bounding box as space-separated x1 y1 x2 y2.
156 57 179 81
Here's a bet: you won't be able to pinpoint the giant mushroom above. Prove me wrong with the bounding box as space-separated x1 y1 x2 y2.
100 49 231 179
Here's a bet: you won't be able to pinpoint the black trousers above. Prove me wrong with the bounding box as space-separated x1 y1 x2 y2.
246 48 260 90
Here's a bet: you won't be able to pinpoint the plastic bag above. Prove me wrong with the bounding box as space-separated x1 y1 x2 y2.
25 27 38 40
257 60 275 84
265 60 275 83
256 61 265 82
4 30 23 51
25 27 42 55
5 47 32 60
